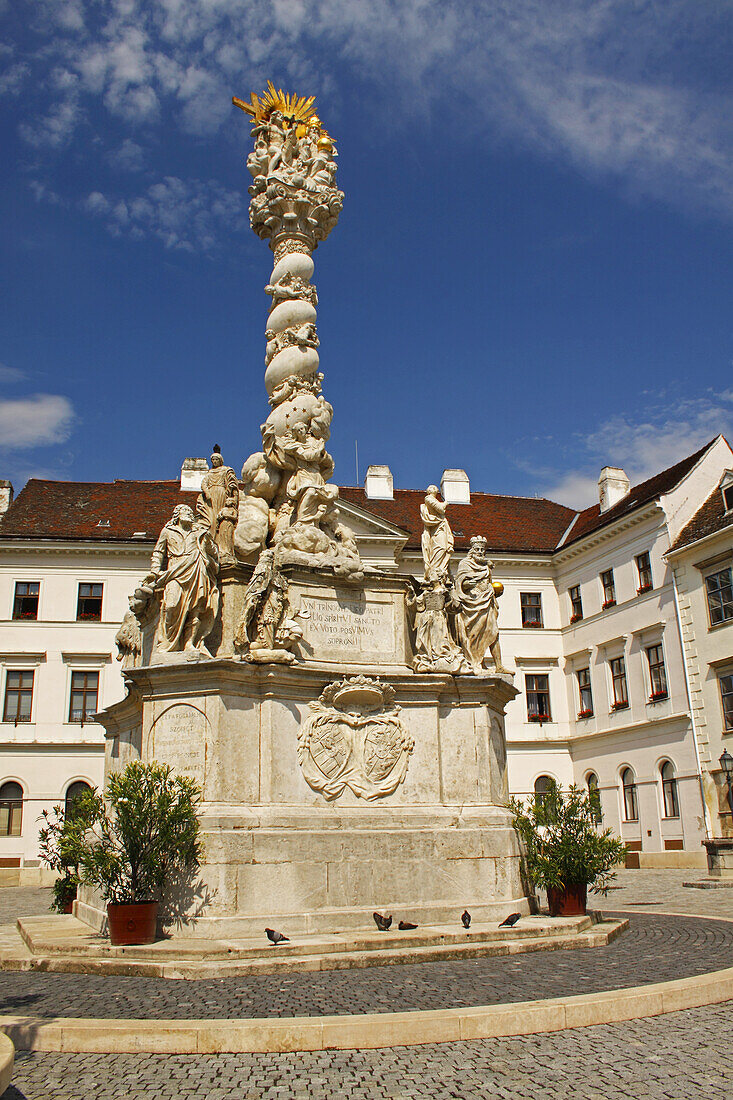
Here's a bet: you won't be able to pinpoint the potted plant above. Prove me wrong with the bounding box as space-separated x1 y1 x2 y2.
77 760 202 945
509 781 627 916
38 797 96 914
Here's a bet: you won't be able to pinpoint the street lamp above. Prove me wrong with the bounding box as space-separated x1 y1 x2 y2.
720 749 733 812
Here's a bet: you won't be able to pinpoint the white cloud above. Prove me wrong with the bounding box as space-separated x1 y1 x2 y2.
0 394 76 449
541 394 733 508
0 365 27 384
107 138 145 171
83 176 248 251
9 1 733 219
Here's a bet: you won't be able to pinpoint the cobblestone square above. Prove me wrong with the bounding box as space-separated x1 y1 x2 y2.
1 870 732 1099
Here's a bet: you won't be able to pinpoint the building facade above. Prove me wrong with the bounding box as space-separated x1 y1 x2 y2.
1 438 731 871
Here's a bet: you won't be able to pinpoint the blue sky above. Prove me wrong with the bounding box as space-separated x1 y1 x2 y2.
0 0 731 507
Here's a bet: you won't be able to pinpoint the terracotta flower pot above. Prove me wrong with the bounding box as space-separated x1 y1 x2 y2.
547 883 587 916
107 902 159 946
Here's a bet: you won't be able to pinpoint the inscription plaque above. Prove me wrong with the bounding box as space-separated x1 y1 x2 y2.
299 591 395 661
151 703 207 786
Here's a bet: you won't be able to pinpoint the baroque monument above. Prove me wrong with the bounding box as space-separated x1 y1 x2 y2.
88 84 528 936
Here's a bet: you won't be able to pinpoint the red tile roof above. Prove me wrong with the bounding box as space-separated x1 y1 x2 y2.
0 438 720 555
338 486 574 554
561 441 714 548
0 480 190 542
671 482 733 551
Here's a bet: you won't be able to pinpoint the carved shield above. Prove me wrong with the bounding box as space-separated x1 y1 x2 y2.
309 719 349 779
363 721 402 782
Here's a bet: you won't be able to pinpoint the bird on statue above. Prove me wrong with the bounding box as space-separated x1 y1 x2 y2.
499 913 521 928
373 912 392 931
265 927 289 945
398 920 418 930
461 910 471 929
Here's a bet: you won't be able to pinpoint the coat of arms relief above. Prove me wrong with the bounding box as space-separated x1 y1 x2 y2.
297 676 414 801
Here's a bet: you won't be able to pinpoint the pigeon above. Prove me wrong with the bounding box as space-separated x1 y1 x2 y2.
461 910 471 929
265 927 289 945
373 911 392 931
398 920 418 930
499 912 521 928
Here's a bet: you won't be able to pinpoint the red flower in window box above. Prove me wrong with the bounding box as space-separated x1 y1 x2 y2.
611 700 628 711
569 614 583 624
637 585 652 595
602 599 616 610
648 691 668 703
523 620 543 628
528 713 550 723
577 709 593 719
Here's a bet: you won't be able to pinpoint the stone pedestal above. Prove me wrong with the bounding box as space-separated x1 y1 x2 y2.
85 575 527 936
704 838 733 879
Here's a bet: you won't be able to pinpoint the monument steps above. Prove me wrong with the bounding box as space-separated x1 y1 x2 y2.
2 914 628 980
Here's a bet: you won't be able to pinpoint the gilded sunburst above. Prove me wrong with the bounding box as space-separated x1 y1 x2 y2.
232 82 318 132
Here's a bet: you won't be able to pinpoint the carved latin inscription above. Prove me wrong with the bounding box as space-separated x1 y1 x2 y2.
151 704 207 787
299 592 394 660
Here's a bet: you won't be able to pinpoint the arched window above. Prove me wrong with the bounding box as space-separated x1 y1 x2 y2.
586 772 602 823
534 774 554 807
660 762 679 819
0 781 23 837
621 767 638 822
64 781 93 820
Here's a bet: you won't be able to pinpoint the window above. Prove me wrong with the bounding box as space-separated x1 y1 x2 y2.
569 585 583 623
526 674 551 722
3 671 34 724
621 767 638 822
65 780 93 819
0 781 23 837
610 657 628 709
520 592 543 627
646 644 668 701
720 673 733 731
12 581 39 621
636 552 653 593
586 772 602 823
534 775 554 806
705 567 733 626
68 671 99 724
723 483 733 512
577 667 593 717
600 569 616 608
660 762 679 819
76 583 103 622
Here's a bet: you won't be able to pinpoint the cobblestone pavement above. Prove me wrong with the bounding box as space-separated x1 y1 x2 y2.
599 868 733 919
3 1002 731 1099
1 912 732 1019
0 890 51 925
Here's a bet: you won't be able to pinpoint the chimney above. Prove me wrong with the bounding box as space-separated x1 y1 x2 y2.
598 467 630 513
0 480 13 516
180 458 209 492
440 469 470 504
364 465 394 500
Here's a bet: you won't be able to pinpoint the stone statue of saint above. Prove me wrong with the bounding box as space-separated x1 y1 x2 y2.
407 579 470 675
281 423 338 525
454 536 507 674
420 486 454 584
197 446 239 564
234 548 302 663
143 504 219 659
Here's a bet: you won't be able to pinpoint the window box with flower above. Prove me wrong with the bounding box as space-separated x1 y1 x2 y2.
528 712 550 724
648 690 668 703
637 584 652 596
577 708 593 720
611 700 629 711
569 613 583 624
602 599 616 610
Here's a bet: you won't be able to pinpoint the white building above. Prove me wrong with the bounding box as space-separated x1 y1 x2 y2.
1 437 731 874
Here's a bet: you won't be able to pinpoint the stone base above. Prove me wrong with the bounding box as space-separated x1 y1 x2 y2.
94 571 525 938
13 912 625 979
703 838 733 879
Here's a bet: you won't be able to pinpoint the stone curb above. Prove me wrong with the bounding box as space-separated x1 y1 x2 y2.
0 1032 14 1094
1 965 732 1053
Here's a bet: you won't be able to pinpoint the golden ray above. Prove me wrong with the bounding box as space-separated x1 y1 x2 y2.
232 84 318 129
